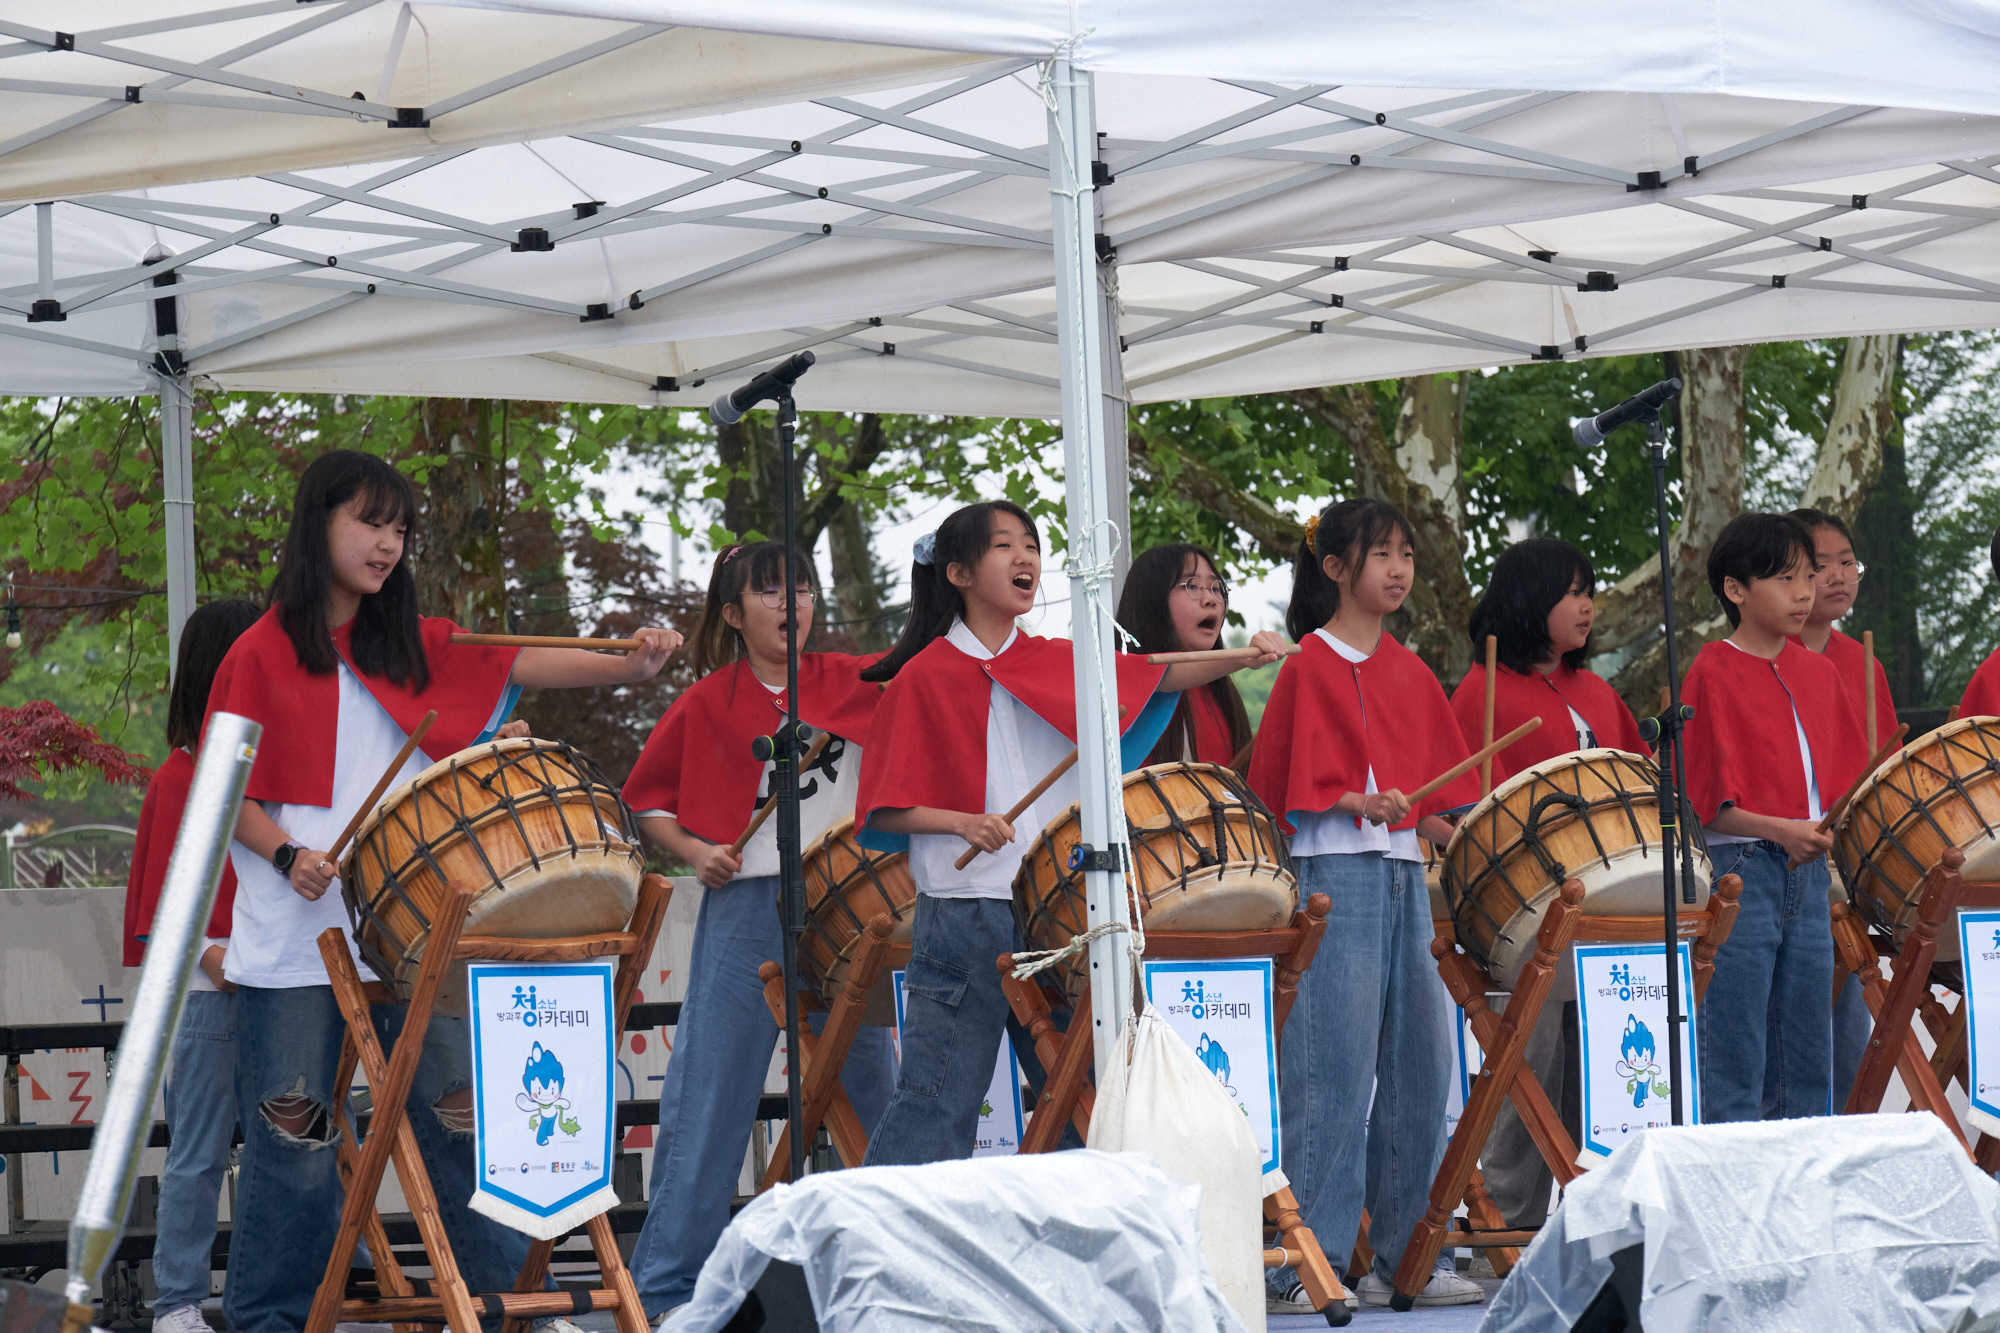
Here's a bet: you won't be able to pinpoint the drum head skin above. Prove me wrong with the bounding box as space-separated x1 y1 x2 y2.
799 814 915 1025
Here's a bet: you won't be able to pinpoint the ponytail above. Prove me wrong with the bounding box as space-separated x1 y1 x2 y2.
1283 497 1415 642
862 500 1037 683
689 541 805 678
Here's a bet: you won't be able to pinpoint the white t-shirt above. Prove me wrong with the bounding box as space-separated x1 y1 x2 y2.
908 619 1080 901
1704 638 1823 846
1288 629 1422 862
634 677 862 878
223 659 507 989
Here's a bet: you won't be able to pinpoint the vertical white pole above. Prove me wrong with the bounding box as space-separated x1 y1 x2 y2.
160 373 196 678
1047 58 1132 1079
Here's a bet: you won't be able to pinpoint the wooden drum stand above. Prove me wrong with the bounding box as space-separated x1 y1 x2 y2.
1831 846 1997 1164
303 874 673 1333
1389 873 1743 1310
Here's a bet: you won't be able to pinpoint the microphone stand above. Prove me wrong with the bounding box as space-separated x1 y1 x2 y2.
750 388 809 1180
1634 407 1700 1127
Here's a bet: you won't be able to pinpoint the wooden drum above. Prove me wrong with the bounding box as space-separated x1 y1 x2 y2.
1444 749 1709 988
800 815 916 1025
1835 717 2000 962
342 738 643 1010
1014 762 1297 999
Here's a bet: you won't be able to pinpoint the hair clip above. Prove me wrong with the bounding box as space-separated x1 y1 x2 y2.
912 531 938 566
720 545 742 565
1302 513 1322 552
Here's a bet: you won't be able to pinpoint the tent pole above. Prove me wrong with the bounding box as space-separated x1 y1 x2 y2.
1047 57 1133 1081
159 370 196 679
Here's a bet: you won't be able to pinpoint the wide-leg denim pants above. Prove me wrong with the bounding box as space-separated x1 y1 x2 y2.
153 988 236 1312
1278 852 1451 1282
629 874 896 1315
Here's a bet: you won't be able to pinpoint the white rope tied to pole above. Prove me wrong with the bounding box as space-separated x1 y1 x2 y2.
1010 920 1128 980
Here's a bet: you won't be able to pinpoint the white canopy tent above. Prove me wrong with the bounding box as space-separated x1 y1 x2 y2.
9 1 2000 1068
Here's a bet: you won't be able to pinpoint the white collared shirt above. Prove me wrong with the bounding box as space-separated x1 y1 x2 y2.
1288 629 1422 862
908 619 1080 900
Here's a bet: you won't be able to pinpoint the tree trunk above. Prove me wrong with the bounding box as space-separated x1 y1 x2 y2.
1799 335 1899 523
1290 377 1474 683
828 500 891 651
411 398 507 631
1592 346 1750 713
1847 339 1922 706
717 412 894 559
1125 428 1305 562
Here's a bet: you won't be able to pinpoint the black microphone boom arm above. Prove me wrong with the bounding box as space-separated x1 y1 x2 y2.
1573 377 1682 447
711 351 817 425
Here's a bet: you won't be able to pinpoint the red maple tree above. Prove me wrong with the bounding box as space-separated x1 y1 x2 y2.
0 699 153 802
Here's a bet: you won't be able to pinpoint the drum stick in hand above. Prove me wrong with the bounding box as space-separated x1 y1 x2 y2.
328 710 437 867
728 731 833 857
1144 644 1303 666
1481 634 1498 797
1863 630 1877 754
1407 719 1541 805
951 706 1128 871
1788 723 1909 869
450 632 643 651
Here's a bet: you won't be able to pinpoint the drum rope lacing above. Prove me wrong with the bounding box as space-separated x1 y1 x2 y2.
1842 728 2000 937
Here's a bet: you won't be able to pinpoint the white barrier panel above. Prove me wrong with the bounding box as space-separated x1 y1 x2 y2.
1573 941 1698 1167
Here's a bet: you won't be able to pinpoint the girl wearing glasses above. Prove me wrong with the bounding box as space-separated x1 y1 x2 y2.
1116 543 1255 768
623 541 895 1322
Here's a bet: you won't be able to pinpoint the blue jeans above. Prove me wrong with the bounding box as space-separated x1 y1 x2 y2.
225 985 536 1333
154 989 236 1312
1699 840 1834 1122
1832 971 1871 1111
630 875 896 1315
862 894 1040 1170
1277 853 1450 1283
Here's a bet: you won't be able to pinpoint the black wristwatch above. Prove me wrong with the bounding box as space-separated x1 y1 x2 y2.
272 843 300 874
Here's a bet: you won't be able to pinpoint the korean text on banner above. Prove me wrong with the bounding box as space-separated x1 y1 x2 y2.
1143 957 1281 1180
467 960 619 1239
1959 909 2000 1137
891 969 1024 1155
1573 941 1698 1167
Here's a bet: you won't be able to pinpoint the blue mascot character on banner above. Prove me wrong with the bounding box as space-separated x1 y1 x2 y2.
1196 1033 1232 1090
516 1042 581 1145
1612 1015 1670 1109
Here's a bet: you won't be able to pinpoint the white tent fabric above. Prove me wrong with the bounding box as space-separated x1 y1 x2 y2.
465 0 2000 119
6 67 1998 409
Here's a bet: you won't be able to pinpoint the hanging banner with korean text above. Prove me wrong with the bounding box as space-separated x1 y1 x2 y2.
1959 910 2000 1136
1574 941 1698 1167
467 960 619 1239
1143 957 1282 1181
892 969 1025 1155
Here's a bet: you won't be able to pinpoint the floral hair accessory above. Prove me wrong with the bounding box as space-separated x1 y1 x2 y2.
912 531 938 566
1302 513 1322 552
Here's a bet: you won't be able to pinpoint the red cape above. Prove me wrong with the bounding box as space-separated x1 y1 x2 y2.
1681 637 1867 823
623 654 886 846
123 748 236 967
1963 644 2000 721
1190 689 1237 767
1248 630 1477 834
1450 662 1649 787
1816 627 1899 748
854 631 1170 843
205 607 518 808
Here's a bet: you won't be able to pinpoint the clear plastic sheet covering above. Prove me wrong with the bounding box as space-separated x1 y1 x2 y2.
663 1148 1248 1333
1480 1113 2000 1333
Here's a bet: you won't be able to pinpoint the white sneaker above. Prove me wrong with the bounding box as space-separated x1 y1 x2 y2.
1356 1270 1487 1307
1266 1278 1359 1314
152 1306 211 1333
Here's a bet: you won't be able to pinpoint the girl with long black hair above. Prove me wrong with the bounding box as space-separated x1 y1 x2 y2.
1247 496 1484 1311
204 449 680 1333
621 542 894 1321
1116 543 1254 768
853 500 1285 1165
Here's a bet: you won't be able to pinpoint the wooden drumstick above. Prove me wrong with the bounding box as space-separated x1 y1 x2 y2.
727 731 833 857
1405 719 1541 806
450 632 643 651
1481 634 1498 797
1144 644 1303 666
1863 629 1877 755
1950 705 1962 724
1787 723 1909 870
327 710 436 868
952 706 1128 871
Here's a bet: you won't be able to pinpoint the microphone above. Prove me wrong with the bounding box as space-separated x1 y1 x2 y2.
1571 377 1682 446
709 351 816 425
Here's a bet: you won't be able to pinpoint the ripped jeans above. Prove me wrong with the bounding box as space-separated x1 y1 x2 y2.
226 984 533 1333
